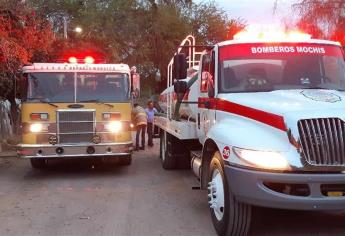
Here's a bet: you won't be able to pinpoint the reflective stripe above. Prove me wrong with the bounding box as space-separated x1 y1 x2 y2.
135 112 147 117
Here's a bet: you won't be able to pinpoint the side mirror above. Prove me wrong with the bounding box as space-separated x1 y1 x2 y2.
201 54 211 71
173 53 187 80
174 80 188 94
131 69 140 99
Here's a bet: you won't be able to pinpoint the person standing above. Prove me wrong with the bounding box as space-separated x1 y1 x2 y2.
145 101 157 147
132 103 147 150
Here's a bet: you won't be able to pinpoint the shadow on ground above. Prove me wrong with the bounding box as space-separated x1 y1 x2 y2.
22 158 130 180
250 206 345 235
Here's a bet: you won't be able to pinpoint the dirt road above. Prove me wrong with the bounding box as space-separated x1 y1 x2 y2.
0 139 344 236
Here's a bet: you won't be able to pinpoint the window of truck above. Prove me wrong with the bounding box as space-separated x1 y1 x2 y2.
25 72 130 103
219 43 345 93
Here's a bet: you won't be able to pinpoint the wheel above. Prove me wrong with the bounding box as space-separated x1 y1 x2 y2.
30 158 47 169
208 151 251 236
160 131 176 169
121 155 132 166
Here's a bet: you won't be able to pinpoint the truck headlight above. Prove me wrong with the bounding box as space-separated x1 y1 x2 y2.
29 123 43 133
105 121 122 133
233 147 289 170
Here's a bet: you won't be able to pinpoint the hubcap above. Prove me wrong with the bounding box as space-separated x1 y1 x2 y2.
208 168 225 221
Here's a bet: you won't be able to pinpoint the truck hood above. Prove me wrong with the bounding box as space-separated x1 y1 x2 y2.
220 89 345 115
219 89 345 132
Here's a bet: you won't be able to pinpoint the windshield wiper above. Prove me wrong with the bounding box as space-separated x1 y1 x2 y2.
27 98 58 108
79 99 114 108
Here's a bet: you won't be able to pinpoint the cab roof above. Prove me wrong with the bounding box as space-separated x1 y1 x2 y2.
22 63 130 73
217 38 341 47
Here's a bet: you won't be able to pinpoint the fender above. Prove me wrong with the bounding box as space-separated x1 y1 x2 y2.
199 116 292 189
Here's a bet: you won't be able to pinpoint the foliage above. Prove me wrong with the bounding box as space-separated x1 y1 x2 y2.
0 3 54 130
0 6 53 97
26 0 245 92
189 2 236 44
0 0 246 105
292 0 345 43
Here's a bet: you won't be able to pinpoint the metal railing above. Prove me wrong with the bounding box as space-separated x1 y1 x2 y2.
166 35 202 119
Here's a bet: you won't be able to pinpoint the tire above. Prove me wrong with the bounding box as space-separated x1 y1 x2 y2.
160 131 176 169
121 155 132 166
30 158 47 169
208 151 251 236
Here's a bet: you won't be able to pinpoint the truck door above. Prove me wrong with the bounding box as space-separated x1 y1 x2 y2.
197 51 216 143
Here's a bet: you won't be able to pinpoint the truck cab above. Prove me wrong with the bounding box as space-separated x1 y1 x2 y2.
17 60 139 169
155 33 345 235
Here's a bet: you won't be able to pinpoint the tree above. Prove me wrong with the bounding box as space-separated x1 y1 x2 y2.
188 2 232 44
27 0 244 91
0 3 54 130
14 0 245 97
276 0 345 43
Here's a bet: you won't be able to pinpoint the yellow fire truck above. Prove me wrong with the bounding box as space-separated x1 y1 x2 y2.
17 58 139 169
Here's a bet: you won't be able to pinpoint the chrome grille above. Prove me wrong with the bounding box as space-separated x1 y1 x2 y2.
57 110 95 143
298 118 345 166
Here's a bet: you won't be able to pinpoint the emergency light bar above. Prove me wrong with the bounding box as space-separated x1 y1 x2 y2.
22 63 130 73
233 30 312 42
68 56 95 64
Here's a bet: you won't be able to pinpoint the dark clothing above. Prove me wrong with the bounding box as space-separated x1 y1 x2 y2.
147 122 153 146
136 124 146 148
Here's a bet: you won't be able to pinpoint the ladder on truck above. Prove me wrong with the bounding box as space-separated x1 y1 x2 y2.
166 35 203 120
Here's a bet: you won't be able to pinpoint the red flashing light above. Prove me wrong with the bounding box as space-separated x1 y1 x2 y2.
68 57 78 64
84 56 95 64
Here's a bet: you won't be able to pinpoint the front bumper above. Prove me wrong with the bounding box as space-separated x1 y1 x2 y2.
226 165 345 210
17 142 133 158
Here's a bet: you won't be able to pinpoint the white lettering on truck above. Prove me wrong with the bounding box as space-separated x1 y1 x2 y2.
296 46 326 54
251 46 325 54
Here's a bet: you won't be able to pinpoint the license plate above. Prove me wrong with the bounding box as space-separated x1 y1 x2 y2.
327 191 344 197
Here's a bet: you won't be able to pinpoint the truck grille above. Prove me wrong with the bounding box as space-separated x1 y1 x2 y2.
298 118 345 166
57 110 95 143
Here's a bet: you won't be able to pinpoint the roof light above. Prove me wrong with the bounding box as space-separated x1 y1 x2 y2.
84 56 95 64
287 31 312 41
68 57 78 64
233 30 311 42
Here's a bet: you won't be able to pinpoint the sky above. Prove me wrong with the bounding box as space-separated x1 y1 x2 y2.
195 0 297 29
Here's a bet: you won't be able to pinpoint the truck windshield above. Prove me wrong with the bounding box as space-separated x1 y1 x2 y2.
26 72 130 103
219 43 345 93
